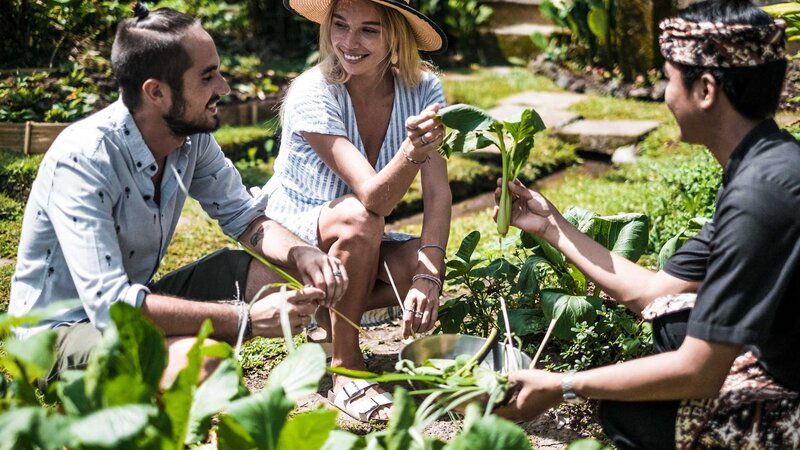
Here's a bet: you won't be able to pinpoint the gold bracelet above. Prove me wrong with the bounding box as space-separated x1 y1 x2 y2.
402 147 429 165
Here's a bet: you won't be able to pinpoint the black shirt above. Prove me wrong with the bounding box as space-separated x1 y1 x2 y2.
665 119 800 391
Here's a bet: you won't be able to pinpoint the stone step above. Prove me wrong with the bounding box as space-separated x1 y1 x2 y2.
488 104 580 130
554 120 660 155
498 90 588 110
488 23 562 62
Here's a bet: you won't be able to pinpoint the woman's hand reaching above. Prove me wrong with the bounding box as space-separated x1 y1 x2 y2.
402 103 445 163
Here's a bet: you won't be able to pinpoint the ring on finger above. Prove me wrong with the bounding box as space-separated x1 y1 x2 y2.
413 311 423 318
333 269 342 277
420 134 429 145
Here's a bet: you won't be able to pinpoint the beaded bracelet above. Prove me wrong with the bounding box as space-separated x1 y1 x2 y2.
402 147 429 165
412 273 443 295
417 244 446 256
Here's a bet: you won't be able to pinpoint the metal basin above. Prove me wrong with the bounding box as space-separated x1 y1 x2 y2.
399 334 531 373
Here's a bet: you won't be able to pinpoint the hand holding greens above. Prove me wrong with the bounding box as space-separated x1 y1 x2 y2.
437 104 546 236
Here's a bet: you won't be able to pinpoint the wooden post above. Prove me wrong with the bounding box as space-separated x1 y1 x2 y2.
23 121 32 155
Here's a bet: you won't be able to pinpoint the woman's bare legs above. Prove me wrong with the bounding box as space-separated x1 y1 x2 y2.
317 195 423 420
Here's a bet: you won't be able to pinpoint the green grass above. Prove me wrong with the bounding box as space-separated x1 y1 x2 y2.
441 68 559 109
0 264 13 312
213 122 278 147
568 96 673 122
154 200 231 280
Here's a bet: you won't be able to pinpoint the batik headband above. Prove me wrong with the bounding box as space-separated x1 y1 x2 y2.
659 17 786 68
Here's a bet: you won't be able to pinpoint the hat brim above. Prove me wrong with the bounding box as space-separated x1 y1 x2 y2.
284 0 448 54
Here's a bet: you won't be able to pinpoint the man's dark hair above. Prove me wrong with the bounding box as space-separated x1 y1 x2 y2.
675 0 787 120
111 4 198 111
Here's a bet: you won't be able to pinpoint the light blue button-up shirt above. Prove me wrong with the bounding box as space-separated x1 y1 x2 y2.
9 100 266 336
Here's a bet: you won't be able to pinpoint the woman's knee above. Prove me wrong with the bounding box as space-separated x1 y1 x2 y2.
335 198 384 243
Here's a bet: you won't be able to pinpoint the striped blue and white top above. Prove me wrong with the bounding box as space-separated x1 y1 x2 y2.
263 67 446 245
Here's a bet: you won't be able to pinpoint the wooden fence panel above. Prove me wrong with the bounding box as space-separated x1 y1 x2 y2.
0 98 280 155
0 123 26 152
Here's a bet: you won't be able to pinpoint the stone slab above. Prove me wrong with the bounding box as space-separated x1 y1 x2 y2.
0 258 13 269
488 104 580 130
491 23 560 37
498 91 588 110
555 120 660 154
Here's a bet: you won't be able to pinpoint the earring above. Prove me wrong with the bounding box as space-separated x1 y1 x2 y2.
391 52 398 65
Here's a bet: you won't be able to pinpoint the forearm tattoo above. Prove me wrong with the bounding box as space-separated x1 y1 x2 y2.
249 226 265 248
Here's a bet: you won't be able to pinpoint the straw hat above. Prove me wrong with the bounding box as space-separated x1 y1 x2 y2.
283 0 448 54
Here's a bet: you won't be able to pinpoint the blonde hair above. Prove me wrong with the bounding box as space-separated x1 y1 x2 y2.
318 0 432 87
280 0 435 123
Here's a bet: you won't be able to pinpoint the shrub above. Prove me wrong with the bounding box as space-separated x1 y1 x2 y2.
643 150 721 252
0 152 43 202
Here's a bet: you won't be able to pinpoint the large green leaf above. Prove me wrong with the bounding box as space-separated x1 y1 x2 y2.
226 386 294 450
386 387 416 450
217 415 257 450
70 404 158 448
56 370 92 416
587 7 609 44
440 130 496 158
506 308 544 337
266 343 326 401
109 302 168 392
520 232 565 269
540 290 603 339
186 358 247 445
276 409 338 450
437 104 497 134
0 407 74 450
102 373 152 407
445 404 532 450
321 430 365 450
567 439 613 450
162 319 213 447
516 256 540 296
437 297 470 334
3 330 57 383
589 213 649 262
504 108 546 144
455 230 481 263
563 207 597 233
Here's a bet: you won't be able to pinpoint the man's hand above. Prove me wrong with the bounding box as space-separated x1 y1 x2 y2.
249 287 322 337
289 246 348 307
495 369 564 422
493 179 561 240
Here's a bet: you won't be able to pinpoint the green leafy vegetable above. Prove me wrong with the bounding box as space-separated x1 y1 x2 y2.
437 104 546 236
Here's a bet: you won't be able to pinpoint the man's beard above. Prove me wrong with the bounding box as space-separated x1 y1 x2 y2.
164 91 221 137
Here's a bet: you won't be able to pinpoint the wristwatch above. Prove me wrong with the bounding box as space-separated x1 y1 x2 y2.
561 370 586 404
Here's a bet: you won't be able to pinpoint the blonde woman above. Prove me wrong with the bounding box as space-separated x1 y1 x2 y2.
263 0 451 422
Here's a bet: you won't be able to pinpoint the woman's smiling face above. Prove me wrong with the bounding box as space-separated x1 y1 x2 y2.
329 0 390 79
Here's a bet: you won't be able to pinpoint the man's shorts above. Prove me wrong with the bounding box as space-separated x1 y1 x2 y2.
41 248 252 389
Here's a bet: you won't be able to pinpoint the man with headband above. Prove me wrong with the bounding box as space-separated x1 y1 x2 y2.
9 3 348 389
494 1 800 447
